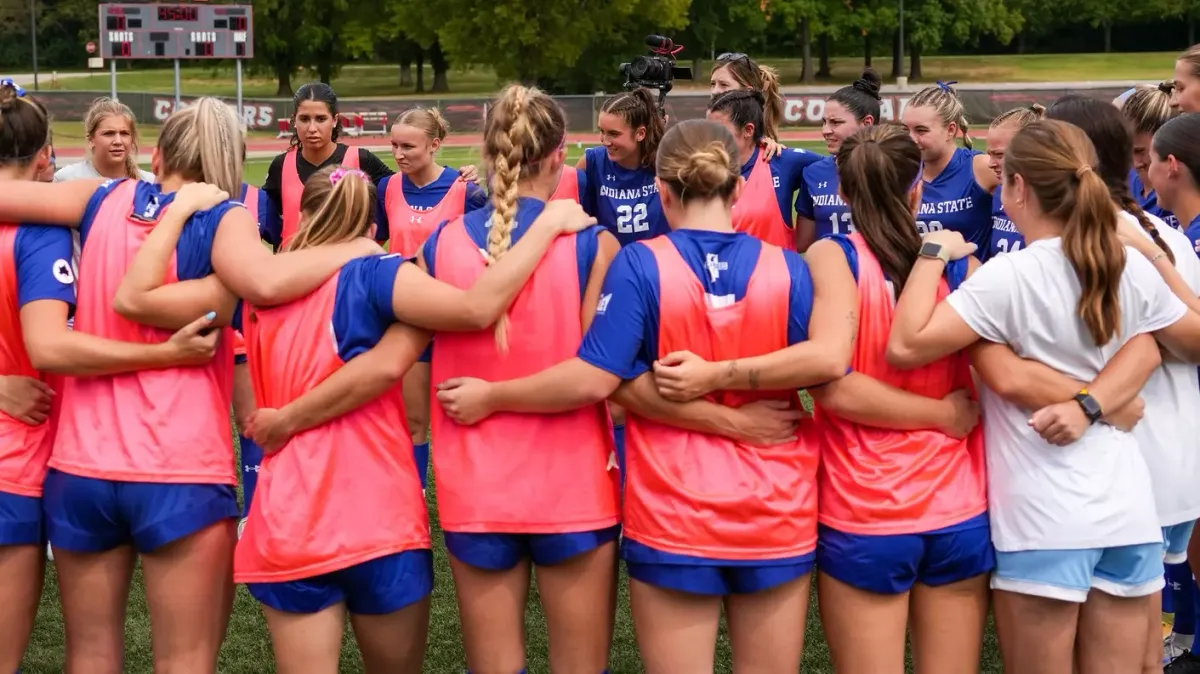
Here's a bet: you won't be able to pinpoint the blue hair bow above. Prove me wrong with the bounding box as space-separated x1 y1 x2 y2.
936 80 958 93
0 78 27 97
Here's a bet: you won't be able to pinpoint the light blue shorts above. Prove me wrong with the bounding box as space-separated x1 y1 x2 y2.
1163 521 1196 565
992 543 1165 603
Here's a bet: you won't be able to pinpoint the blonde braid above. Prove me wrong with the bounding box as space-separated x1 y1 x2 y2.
485 85 529 351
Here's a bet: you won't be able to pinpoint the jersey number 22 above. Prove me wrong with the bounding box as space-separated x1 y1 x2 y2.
616 203 649 234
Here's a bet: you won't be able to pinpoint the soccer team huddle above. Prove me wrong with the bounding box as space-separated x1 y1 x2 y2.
6 45 1200 674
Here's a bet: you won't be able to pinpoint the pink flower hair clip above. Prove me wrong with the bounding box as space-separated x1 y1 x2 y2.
330 167 368 185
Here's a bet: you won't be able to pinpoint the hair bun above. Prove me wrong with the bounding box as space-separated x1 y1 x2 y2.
1158 80 1176 95
0 84 19 112
1030 103 1047 114
677 141 733 194
853 68 883 99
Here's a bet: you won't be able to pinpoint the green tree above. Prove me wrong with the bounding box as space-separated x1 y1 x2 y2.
432 0 689 85
252 0 308 95
902 0 1022 79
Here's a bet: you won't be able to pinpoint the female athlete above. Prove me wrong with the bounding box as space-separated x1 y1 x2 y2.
377 107 488 491
901 82 997 256
705 89 820 249
53 97 154 183
794 68 882 250
983 104 1046 258
1121 83 1178 228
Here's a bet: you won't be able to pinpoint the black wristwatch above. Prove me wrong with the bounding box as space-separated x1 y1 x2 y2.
1073 389 1103 424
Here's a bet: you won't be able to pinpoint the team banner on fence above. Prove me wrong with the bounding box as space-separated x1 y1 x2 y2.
31 84 1134 132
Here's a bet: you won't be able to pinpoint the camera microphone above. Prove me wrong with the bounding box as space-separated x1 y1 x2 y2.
645 35 675 52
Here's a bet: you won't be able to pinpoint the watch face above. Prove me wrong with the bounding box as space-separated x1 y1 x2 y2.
920 242 943 257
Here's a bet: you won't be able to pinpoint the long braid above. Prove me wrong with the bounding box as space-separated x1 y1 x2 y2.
485 85 530 352
1120 191 1176 264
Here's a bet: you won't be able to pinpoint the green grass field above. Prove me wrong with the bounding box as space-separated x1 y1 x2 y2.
22 141 1019 673
46 51 1181 99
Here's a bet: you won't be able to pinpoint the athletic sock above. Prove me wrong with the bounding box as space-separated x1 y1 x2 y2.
239 434 264 516
413 442 430 490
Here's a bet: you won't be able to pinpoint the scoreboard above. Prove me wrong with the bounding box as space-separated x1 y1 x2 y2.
98 4 253 60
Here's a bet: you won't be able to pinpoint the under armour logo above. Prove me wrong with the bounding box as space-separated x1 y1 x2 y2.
606 174 616 182
818 181 829 189
409 215 423 224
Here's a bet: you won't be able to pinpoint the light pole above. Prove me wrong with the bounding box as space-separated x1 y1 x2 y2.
29 0 38 91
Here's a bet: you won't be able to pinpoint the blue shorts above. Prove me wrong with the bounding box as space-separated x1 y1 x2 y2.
816 513 995 595
0 490 42 546
445 525 620 571
1163 521 1196 565
992 543 1165 603
42 468 240 554
623 538 814 596
248 549 433 615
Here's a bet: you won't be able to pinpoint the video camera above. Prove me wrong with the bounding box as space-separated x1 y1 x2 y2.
620 35 693 114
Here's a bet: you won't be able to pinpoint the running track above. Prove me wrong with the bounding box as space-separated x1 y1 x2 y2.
54 129 828 160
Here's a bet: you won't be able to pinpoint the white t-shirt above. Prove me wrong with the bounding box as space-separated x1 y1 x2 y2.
53 159 154 183
1124 211 1200 525
947 236 1187 551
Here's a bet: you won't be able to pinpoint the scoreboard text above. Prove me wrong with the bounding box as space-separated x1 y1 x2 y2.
98 4 253 60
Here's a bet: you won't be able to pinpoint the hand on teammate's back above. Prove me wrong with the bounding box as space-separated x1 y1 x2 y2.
921 230 977 261
173 182 230 216
1103 396 1145 432
0 375 53 425
245 407 296 454
533 200 598 235
1028 400 1090 446
435 377 494 426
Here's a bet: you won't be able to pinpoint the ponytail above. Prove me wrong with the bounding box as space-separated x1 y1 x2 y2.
1063 166 1126 345
756 64 783 140
284 166 374 252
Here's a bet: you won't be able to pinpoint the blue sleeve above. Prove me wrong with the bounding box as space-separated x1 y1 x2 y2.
176 201 240 281
784 251 814 345
1188 223 1200 261
794 167 816 220
14 225 76 308
575 225 602 303
421 221 450 276
258 191 282 246
944 258 970 292
375 175 393 244
78 179 127 246
577 244 655 379
826 233 858 282
581 148 602 216
576 169 588 203
465 183 489 212
331 254 406 361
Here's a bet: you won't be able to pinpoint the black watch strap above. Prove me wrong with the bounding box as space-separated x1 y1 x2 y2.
1073 389 1103 424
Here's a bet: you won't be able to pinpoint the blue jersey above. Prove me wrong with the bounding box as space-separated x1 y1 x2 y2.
741 146 822 228
375 167 489 243
239 183 282 245
577 230 813 380
329 254 411 360
12 224 77 310
796 157 852 238
421 196 604 303
81 180 241 283
1184 214 1200 260
918 148 993 256
1129 169 1179 230
581 146 669 247
986 186 1023 260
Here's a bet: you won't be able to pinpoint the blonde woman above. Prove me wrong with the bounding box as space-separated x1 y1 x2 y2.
54 97 154 182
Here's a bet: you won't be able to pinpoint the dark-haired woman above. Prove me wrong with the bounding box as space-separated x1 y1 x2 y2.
794 70 881 251
706 90 821 248
889 118 1200 674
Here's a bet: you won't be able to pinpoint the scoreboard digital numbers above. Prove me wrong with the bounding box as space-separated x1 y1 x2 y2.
99 4 253 60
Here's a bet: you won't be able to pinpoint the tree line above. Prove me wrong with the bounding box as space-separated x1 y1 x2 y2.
0 0 1197 94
